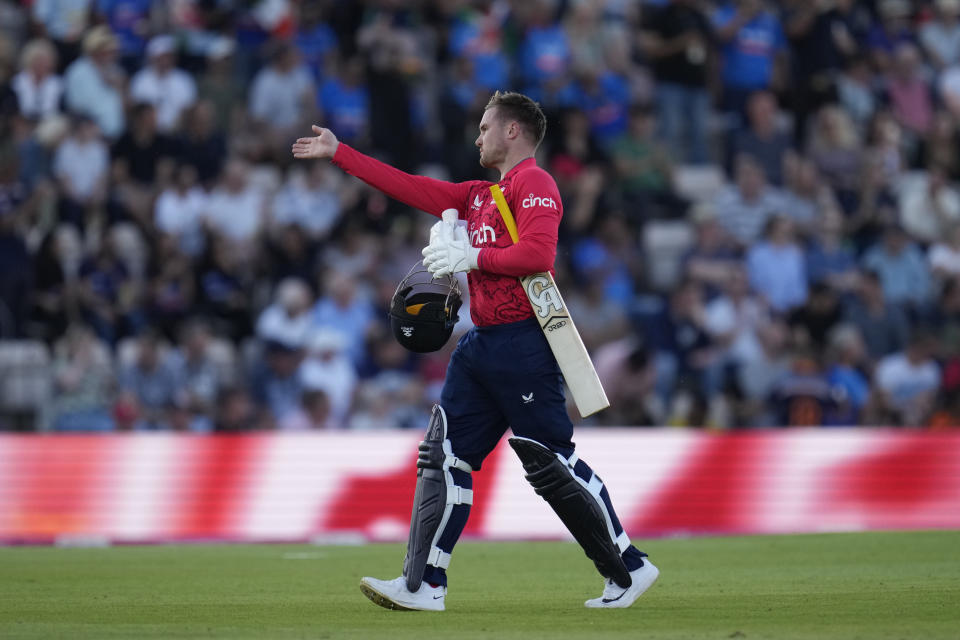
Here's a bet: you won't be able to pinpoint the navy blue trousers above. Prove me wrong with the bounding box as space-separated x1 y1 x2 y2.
421 319 646 586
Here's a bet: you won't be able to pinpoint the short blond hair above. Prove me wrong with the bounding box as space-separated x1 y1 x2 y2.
20 38 57 71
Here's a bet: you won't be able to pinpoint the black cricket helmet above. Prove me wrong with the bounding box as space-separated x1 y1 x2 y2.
390 263 462 353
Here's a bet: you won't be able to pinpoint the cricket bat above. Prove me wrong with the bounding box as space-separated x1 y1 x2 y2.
486 184 610 417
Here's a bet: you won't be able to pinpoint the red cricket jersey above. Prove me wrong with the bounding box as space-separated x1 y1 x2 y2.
331 144 562 326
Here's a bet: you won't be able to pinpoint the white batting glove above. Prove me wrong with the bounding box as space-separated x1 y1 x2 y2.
422 216 479 277
423 236 480 277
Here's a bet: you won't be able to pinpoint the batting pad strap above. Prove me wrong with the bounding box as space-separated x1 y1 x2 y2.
427 547 452 569
616 531 631 553
445 455 473 473
566 452 579 468
447 486 474 506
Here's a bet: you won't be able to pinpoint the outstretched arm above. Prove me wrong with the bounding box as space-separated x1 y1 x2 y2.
292 125 475 218
292 125 341 160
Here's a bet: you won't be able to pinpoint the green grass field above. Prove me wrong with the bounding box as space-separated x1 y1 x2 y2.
1 531 958 639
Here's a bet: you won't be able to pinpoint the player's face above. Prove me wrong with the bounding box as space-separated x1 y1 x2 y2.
476 108 508 169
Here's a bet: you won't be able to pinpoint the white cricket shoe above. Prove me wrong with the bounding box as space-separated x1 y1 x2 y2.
584 560 659 609
359 576 446 612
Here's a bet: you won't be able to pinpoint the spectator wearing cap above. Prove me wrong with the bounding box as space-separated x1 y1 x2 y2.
64 25 125 138
11 39 63 120
861 224 933 312
130 35 197 134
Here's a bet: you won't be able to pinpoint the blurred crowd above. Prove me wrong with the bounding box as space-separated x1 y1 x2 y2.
1 0 959 432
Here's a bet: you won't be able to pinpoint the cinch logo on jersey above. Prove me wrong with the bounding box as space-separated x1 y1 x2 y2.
522 193 558 210
470 223 497 245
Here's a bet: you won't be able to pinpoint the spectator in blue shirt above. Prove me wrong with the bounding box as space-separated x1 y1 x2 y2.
806 206 859 294
574 67 631 146
861 224 933 313
119 330 179 430
867 0 915 72
713 0 786 119
319 57 370 145
747 215 808 313
824 324 871 425
448 10 509 90
519 2 572 105
96 0 154 72
294 2 338 80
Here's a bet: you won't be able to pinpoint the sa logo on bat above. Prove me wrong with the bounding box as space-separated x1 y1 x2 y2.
525 276 566 328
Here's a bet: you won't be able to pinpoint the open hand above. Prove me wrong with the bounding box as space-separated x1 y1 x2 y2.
292 125 340 160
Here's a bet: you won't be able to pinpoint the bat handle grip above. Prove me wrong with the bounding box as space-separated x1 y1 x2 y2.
441 209 459 225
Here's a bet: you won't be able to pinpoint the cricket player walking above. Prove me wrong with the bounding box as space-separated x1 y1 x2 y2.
292 91 658 611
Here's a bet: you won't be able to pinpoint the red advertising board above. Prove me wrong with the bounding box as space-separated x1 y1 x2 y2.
1 430 958 544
